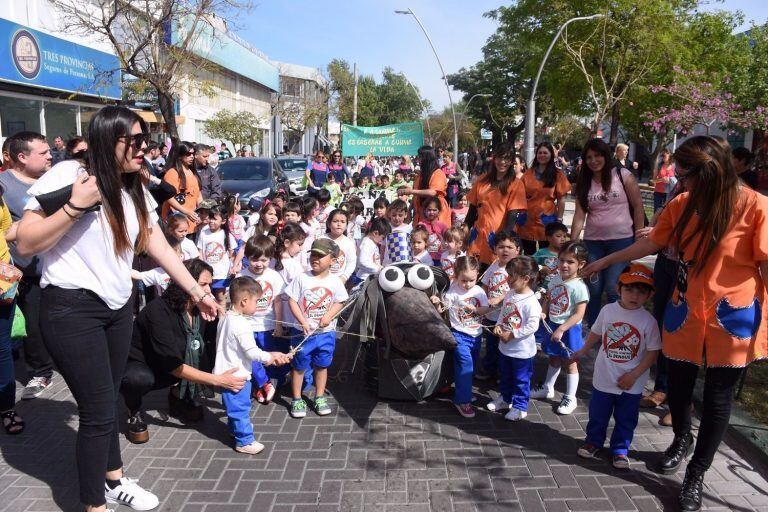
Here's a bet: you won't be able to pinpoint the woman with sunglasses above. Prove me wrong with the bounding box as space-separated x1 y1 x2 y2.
570 138 645 327
15 106 219 512
305 150 328 196
328 151 351 188
582 136 768 511
161 140 202 229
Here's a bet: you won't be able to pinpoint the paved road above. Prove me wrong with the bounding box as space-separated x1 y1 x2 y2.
1 349 767 512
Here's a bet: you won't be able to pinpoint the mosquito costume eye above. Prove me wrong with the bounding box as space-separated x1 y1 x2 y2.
407 264 434 290
378 266 405 292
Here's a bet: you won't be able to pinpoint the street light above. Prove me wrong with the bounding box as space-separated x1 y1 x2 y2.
458 93 492 141
399 72 433 143
523 13 605 165
395 7 459 157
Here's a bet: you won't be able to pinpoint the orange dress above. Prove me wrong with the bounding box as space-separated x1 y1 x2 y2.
413 171 451 228
467 178 527 265
161 167 202 230
649 188 768 367
517 170 571 242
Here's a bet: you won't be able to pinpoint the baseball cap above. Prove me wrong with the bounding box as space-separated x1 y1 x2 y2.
197 198 218 210
618 264 654 290
310 238 339 257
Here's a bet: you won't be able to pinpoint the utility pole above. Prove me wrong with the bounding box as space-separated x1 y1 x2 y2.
352 63 358 126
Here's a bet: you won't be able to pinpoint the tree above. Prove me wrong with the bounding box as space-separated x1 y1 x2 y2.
204 110 266 152
376 68 427 126
55 0 251 138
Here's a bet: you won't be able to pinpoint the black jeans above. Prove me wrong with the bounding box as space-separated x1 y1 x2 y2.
17 277 53 380
667 359 743 473
121 360 177 413
40 287 133 507
651 254 678 393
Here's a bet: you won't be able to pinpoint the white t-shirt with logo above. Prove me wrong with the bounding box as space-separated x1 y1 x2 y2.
590 302 661 395
546 275 589 325
321 234 357 281
276 255 304 329
413 250 433 266
25 160 159 310
444 283 489 337
213 311 272 379
197 226 237 279
440 250 463 280
356 236 381 281
137 267 172 294
180 238 200 260
481 261 510 322
285 272 349 332
495 292 542 359
239 267 284 332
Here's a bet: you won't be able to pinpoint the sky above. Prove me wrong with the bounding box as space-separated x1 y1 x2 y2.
235 0 768 113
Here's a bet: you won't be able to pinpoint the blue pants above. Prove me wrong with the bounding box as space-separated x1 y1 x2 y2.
584 237 634 325
499 355 534 412
0 302 15 411
251 332 270 389
481 319 500 376
452 329 481 404
653 192 667 213
585 387 641 455
252 330 290 387
222 380 254 447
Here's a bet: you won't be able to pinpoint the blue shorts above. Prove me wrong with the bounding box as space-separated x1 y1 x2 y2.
541 319 584 358
289 328 336 372
211 277 232 290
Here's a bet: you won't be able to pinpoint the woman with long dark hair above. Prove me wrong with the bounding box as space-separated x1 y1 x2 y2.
397 145 451 228
570 138 644 326
518 142 571 254
16 106 219 512
583 136 768 511
463 142 527 266
161 140 202 228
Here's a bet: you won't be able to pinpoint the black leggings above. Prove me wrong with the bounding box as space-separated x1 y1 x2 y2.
40 287 133 507
121 360 177 413
667 359 744 473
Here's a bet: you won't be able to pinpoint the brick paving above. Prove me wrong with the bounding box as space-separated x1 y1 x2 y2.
1 350 767 512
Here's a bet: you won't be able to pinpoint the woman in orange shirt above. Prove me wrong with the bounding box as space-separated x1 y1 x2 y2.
464 143 527 266
583 136 768 512
398 146 451 228
161 141 203 229
518 142 571 254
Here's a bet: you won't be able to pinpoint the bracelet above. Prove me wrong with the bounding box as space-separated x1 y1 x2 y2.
66 200 90 212
192 292 213 305
61 204 81 221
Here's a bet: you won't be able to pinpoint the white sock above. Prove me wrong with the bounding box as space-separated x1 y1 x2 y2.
565 373 579 398
543 365 561 391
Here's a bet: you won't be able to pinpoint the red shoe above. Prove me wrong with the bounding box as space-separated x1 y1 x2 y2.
261 382 276 403
254 387 267 404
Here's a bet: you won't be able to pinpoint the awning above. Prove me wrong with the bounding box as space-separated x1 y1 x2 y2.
133 110 185 125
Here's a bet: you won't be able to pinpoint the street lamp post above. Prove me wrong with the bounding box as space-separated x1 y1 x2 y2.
395 7 459 157
399 72 433 143
458 93 492 141
523 13 605 165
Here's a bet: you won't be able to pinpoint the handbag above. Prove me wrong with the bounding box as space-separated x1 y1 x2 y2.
36 166 101 216
0 259 22 305
615 168 649 231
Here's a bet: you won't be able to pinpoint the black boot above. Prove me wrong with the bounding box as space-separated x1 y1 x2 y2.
659 432 694 474
126 410 149 444
678 466 705 511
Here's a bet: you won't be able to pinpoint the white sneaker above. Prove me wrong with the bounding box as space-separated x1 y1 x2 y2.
529 384 554 400
504 408 527 421
557 395 577 415
486 396 509 412
22 376 52 400
235 440 265 455
105 477 159 511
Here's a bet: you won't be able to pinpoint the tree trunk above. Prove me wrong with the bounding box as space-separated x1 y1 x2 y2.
609 101 621 147
158 89 178 140
648 128 669 177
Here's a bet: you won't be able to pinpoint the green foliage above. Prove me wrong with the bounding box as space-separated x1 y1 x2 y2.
203 110 265 151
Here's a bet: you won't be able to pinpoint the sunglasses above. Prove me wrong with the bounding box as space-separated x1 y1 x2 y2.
121 133 150 152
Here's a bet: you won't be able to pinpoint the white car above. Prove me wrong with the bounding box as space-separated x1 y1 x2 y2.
276 156 309 196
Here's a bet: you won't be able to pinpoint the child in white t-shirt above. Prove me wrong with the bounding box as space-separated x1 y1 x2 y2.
488 257 542 421
410 226 433 266
197 206 237 307
440 226 465 280
213 277 291 455
353 217 390 287
572 264 660 469
441 256 492 418
319 209 357 284
165 214 199 260
238 235 285 404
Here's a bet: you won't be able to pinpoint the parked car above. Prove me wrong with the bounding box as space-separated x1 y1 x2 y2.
218 157 289 209
276 156 309 196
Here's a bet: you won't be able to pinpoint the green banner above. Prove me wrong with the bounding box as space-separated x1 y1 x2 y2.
341 121 424 156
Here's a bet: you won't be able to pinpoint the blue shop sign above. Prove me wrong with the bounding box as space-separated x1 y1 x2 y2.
0 18 121 99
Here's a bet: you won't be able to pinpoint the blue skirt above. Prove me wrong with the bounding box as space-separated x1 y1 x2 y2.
540 319 583 358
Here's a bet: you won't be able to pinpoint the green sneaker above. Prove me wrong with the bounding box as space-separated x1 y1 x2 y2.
290 399 307 418
314 395 332 416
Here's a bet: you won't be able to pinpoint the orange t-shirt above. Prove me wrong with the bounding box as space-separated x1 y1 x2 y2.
413 171 451 228
649 187 768 367
517 170 571 241
161 167 202 229
467 178 527 264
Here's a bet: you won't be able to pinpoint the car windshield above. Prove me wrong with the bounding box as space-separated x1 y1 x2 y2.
278 158 308 172
219 160 271 180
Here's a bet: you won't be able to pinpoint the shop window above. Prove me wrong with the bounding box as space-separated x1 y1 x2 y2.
0 96 41 136
44 102 79 141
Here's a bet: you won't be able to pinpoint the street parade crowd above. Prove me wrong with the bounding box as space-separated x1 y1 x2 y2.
0 105 766 512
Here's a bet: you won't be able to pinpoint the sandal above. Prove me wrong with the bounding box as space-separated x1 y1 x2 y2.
1 409 24 435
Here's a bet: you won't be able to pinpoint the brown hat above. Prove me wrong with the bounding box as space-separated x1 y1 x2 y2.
310 238 339 257
618 264 654 290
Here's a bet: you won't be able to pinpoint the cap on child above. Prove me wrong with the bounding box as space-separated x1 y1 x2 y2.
310 238 339 257
618 263 654 289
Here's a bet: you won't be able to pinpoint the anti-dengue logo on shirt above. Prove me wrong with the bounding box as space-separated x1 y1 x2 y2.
428 233 441 254
501 302 522 330
549 284 569 317
458 298 482 328
204 242 226 264
301 287 333 319
330 250 346 274
603 322 641 363
488 271 509 299
255 281 273 312
441 257 455 278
